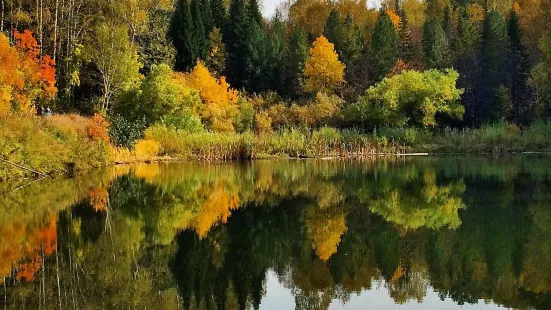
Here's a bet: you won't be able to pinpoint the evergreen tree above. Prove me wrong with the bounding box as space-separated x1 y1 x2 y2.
246 21 268 92
340 15 364 68
244 0 267 92
170 0 197 71
397 6 414 63
247 0 263 26
454 8 480 126
508 9 532 125
191 0 207 59
422 19 450 69
224 0 249 88
284 27 309 98
369 10 399 82
211 0 226 29
323 9 342 48
478 10 509 123
202 0 214 34
266 14 287 93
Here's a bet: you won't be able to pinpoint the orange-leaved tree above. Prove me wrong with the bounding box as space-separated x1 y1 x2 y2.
302 36 345 94
0 31 56 116
186 62 239 132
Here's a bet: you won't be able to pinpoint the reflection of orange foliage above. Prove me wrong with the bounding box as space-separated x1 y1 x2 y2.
194 182 239 238
391 265 405 283
89 187 109 212
87 113 110 143
0 215 58 283
307 209 347 261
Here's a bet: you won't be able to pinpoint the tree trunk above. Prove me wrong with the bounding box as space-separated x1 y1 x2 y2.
53 0 58 63
1 0 4 33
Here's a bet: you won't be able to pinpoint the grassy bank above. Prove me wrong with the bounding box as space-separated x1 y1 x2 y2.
0 114 112 180
122 122 551 161
3 115 551 180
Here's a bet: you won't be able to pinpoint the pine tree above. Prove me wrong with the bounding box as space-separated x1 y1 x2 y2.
422 19 450 69
246 21 268 92
340 15 364 68
323 9 342 48
211 0 226 29
284 27 309 98
202 0 214 34
369 10 399 82
247 0 263 26
224 0 249 88
479 10 509 123
454 8 480 126
244 0 267 92
191 0 207 59
170 0 197 71
508 9 532 125
397 6 414 63
266 14 287 93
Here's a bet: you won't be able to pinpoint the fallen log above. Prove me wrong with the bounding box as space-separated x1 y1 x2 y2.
0 158 49 177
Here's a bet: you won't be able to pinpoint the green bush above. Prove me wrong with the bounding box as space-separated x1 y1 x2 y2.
109 114 147 148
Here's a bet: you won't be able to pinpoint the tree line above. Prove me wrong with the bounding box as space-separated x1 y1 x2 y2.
1 0 551 139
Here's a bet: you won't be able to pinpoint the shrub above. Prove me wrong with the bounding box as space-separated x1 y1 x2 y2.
109 114 147 148
87 113 110 142
135 139 161 158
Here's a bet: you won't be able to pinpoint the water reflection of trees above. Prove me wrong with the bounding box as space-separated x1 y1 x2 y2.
2 158 551 309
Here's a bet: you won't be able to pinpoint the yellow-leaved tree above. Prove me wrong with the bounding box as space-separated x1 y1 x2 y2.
302 36 345 94
186 62 239 132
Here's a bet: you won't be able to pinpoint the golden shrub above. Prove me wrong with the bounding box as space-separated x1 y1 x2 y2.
135 139 160 158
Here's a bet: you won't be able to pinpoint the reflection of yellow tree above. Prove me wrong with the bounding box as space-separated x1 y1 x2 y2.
89 187 109 212
193 181 240 238
306 206 347 261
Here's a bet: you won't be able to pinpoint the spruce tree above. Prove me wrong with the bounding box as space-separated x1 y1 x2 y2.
247 0 263 26
340 15 364 68
266 14 287 93
244 0 267 92
508 9 532 125
191 0 207 59
211 0 226 29
397 7 414 63
454 8 480 126
224 0 249 88
369 10 399 82
479 10 509 123
324 9 342 48
170 0 197 71
285 27 309 98
422 19 450 69
202 0 214 34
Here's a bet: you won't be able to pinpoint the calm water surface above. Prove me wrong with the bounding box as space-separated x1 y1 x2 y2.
1 156 551 309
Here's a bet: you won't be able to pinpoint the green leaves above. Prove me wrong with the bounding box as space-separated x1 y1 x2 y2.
346 69 464 128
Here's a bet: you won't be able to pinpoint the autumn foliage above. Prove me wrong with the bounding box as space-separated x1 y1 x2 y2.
0 31 56 116
302 36 345 94
87 113 110 143
186 62 239 132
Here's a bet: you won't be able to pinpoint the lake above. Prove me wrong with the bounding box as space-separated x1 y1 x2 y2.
1 156 551 309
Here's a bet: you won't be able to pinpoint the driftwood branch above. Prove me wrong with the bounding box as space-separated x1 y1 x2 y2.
0 158 48 177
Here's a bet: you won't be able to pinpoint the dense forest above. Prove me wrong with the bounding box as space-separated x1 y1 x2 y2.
1 0 551 176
